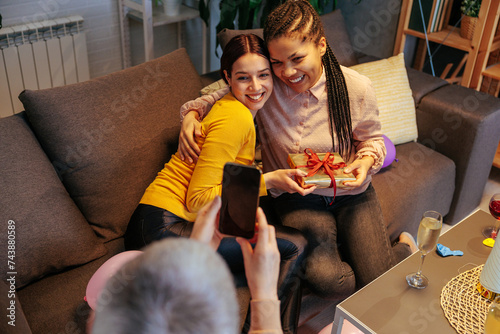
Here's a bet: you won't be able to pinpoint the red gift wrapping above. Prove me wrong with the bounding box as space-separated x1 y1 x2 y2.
287 149 356 189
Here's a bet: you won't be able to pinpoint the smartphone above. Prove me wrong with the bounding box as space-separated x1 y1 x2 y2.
219 162 261 239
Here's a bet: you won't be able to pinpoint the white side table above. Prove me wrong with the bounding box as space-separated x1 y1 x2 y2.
118 0 207 73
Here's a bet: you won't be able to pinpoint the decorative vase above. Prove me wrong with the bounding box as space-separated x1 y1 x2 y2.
163 0 182 16
460 15 478 40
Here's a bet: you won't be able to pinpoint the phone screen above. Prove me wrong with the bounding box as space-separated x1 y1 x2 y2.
219 162 261 238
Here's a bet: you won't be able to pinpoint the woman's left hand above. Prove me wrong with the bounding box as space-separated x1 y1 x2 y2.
342 156 374 189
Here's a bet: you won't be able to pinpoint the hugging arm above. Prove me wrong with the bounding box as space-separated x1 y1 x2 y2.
179 87 229 162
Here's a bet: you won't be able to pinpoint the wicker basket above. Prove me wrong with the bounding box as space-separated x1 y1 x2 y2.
461 15 478 40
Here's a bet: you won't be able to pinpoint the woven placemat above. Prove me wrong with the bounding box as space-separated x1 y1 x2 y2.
441 265 492 333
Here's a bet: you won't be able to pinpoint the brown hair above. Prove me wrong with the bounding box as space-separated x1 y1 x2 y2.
263 0 352 159
220 34 270 85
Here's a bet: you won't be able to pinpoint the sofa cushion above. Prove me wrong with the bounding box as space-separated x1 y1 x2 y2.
17 238 125 334
350 53 418 145
19 48 203 242
372 142 455 241
1 280 32 333
0 113 107 289
217 10 358 67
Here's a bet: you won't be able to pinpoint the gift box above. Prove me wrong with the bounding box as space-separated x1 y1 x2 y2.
287 150 356 189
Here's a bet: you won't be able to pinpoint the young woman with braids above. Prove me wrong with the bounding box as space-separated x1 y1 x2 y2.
178 0 416 300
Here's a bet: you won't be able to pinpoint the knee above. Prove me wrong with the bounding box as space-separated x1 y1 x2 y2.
274 225 308 259
303 252 356 299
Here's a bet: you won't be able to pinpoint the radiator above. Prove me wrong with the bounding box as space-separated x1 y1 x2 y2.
0 15 90 118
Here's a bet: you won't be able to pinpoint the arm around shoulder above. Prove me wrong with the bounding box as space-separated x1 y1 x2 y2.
179 86 230 121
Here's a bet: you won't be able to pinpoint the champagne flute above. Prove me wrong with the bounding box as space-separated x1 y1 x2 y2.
406 210 442 289
483 193 500 239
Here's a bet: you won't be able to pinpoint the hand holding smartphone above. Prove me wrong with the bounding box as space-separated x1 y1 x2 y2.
219 162 261 239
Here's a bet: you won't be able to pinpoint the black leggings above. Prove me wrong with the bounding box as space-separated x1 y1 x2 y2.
124 204 307 334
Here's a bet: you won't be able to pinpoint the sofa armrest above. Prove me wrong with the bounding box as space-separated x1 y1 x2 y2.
416 84 500 224
406 68 448 105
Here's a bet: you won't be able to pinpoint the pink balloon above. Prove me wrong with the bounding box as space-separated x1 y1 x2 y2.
85 250 143 310
382 134 396 168
318 319 363 334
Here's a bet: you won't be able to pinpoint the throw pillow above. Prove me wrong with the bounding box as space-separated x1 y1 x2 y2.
0 113 107 288
19 48 203 242
350 53 418 145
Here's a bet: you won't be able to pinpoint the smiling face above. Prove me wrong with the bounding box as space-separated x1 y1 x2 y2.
267 36 326 93
224 53 273 112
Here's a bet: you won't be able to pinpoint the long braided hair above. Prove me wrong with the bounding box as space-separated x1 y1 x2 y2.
263 0 352 160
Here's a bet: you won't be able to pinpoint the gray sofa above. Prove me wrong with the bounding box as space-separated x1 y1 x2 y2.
1 9 499 334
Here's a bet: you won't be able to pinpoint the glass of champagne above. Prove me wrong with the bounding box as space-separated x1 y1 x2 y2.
406 210 442 289
484 296 500 333
483 193 500 239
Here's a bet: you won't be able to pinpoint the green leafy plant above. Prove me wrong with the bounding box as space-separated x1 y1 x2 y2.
199 0 359 34
461 0 482 18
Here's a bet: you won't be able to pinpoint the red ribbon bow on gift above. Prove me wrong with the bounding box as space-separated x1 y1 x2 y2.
299 148 347 204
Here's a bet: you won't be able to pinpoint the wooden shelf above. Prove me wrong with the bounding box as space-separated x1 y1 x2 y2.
127 5 199 27
482 63 500 80
395 0 500 88
491 34 500 52
395 0 500 169
118 0 207 73
403 26 473 52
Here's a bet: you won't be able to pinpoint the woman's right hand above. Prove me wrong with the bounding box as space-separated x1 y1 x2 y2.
237 207 280 300
264 169 316 196
179 111 202 163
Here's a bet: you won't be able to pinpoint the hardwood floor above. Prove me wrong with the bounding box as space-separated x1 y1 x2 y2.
296 166 500 334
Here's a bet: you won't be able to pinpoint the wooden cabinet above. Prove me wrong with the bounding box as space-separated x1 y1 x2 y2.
394 0 500 89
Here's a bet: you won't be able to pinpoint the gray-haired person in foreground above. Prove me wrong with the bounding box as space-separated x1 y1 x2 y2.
90 196 283 334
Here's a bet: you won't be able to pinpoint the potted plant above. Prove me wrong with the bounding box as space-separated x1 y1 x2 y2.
460 0 482 40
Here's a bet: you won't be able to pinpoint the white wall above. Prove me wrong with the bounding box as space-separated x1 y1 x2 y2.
0 0 207 79
0 0 123 79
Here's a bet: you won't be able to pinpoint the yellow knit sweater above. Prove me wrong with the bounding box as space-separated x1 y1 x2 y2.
140 93 267 221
